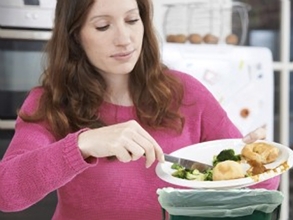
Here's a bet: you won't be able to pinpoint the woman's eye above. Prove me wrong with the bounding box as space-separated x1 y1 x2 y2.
96 25 109 31
127 19 139 25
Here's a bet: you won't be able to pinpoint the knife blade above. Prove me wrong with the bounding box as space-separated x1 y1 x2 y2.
164 153 213 172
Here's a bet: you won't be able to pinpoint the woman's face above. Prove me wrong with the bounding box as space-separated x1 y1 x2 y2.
80 0 144 78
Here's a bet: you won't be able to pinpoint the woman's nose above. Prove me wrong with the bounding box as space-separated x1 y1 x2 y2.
113 24 131 46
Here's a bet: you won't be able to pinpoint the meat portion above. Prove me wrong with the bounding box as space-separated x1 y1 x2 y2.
247 160 267 176
241 142 279 164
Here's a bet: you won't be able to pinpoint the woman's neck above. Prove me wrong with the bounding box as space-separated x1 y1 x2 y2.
103 74 133 106
104 91 133 106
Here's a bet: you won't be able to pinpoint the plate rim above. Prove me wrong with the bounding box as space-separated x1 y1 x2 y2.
156 138 293 189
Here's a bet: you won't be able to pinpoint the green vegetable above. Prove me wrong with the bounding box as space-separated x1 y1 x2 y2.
170 148 241 182
171 163 184 170
171 168 187 179
192 169 200 175
192 169 206 180
203 169 213 181
171 168 206 181
213 149 241 166
186 172 198 180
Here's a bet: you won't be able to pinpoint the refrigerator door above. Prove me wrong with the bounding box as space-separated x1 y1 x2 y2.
161 43 274 140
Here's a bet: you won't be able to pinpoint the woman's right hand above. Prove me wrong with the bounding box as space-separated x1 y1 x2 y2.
242 126 266 143
77 120 164 168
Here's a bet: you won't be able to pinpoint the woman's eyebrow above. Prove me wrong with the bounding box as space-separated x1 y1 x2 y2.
89 8 139 22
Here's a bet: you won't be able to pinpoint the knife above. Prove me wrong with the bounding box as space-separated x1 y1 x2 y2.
164 153 213 172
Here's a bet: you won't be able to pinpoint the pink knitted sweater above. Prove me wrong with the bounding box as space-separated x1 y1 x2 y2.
0 70 280 219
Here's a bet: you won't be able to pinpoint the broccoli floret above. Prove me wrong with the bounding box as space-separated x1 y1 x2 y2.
186 172 198 180
171 163 184 170
192 169 200 175
185 170 205 181
171 169 187 179
217 149 237 161
203 169 213 181
213 149 241 166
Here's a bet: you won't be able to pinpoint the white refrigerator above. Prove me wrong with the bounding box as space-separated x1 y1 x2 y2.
160 43 274 141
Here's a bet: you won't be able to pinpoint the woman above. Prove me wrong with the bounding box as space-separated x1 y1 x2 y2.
0 0 279 219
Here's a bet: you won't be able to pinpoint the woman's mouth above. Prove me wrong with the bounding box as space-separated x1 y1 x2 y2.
111 50 135 61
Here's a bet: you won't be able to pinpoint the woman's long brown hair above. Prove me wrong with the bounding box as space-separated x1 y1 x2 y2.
19 0 184 140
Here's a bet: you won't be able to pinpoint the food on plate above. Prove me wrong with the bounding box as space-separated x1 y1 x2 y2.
212 160 245 181
170 143 281 182
189 33 202 44
212 149 241 166
171 163 212 181
247 160 267 176
241 142 279 164
170 148 241 181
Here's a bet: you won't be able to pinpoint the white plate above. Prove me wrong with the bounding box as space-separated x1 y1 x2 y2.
156 138 293 189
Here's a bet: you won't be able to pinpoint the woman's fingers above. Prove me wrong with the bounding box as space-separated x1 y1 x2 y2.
126 121 164 167
132 122 164 163
128 132 156 167
114 148 133 163
242 126 266 143
78 120 164 168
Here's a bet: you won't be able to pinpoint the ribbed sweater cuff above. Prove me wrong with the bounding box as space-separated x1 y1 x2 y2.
62 128 98 173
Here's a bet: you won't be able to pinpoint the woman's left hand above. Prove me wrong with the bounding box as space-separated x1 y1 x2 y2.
242 127 266 144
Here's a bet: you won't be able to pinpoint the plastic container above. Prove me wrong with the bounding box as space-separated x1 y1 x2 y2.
163 210 273 220
157 188 283 220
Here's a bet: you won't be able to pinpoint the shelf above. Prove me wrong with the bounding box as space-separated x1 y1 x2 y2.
0 28 51 40
273 62 293 71
0 119 15 130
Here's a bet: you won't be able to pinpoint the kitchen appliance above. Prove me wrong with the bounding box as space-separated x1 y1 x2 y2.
0 0 56 129
161 43 274 141
0 0 55 30
0 2 58 218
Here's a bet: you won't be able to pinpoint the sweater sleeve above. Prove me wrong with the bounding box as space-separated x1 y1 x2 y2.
0 89 97 212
